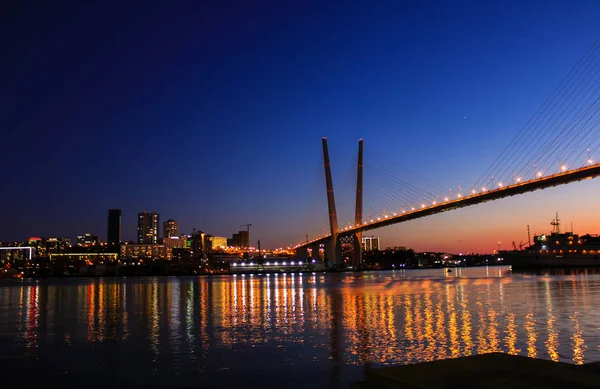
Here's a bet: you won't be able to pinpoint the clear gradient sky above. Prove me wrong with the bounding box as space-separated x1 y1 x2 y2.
2 1 600 253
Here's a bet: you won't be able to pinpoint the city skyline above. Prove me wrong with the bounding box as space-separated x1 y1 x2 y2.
3 1 600 253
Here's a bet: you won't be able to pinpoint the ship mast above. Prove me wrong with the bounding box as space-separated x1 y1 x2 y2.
550 212 560 234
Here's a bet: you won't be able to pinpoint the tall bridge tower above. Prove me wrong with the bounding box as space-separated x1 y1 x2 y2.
321 138 364 266
322 138 340 264
353 139 364 266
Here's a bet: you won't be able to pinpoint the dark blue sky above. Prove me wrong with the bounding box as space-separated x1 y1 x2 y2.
2 1 600 250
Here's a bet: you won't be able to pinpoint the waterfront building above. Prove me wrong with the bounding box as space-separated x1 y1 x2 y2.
27 237 71 257
229 233 240 247
45 237 72 254
120 244 172 260
191 230 208 260
163 219 179 238
49 252 118 264
107 209 122 245
162 236 187 249
228 231 249 248
210 236 227 250
362 236 380 251
137 211 159 244
77 233 99 247
0 243 33 265
239 230 249 248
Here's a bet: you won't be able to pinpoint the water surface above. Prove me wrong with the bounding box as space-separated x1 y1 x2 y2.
1 266 599 388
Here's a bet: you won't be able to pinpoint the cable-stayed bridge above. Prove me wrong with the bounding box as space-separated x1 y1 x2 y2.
291 36 600 265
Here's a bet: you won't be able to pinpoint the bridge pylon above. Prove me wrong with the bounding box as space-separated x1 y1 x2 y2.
353 139 363 266
322 137 340 264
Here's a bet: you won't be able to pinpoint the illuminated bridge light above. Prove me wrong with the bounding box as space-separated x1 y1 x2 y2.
402 210 406 213
411 207 415 211
377 217 381 221
384 215 389 218
444 197 449 202
498 182 503 188
482 187 487 192
393 212 397 216
472 189 476 194
457 193 462 198
561 165 567 172
432 201 437 205
370 219 374 223
516 177 522 183
588 159 593 165
537 171 543 178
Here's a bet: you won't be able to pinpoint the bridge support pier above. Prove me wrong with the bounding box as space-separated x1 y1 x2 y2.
353 233 362 266
294 241 328 263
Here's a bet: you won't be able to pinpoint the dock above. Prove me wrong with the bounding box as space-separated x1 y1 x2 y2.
351 352 600 388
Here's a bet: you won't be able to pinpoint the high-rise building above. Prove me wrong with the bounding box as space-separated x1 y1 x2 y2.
238 230 249 248
228 231 249 248
77 233 99 247
362 236 380 251
138 211 159 244
107 209 122 245
191 230 207 260
230 233 240 247
163 219 179 238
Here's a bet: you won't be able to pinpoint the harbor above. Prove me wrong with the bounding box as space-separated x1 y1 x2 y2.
502 214 600 269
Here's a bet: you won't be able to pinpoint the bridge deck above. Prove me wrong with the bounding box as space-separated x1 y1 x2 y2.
295 163 600 249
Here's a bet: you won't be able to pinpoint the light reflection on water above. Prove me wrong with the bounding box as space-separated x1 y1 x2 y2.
1 266 600 388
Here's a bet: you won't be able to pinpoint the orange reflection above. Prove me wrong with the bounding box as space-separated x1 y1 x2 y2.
446 285 460 358
571 312 586 365
434 295 447 360
487 307 500 352
504 312 520 355
423 293 436 362
544 281 559 362
524 311 537 358
459 285 473 356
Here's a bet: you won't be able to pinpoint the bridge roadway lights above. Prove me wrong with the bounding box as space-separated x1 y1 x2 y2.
298 151 600 261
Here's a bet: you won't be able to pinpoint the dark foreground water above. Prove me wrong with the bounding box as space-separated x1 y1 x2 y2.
1 267 600 388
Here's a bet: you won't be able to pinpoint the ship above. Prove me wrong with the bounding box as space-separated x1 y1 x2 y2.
501 213 600 269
